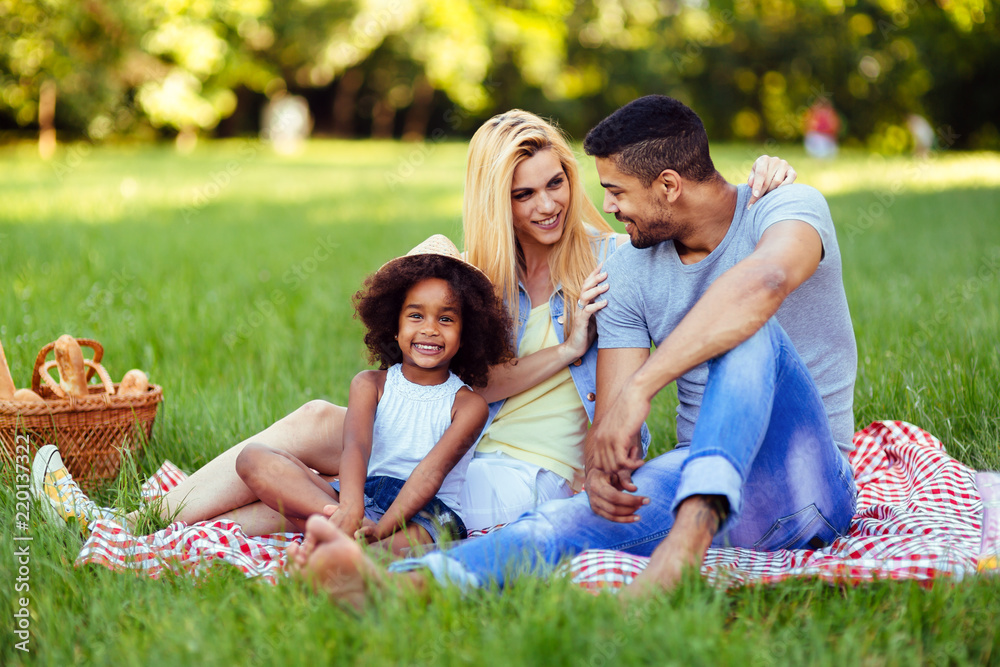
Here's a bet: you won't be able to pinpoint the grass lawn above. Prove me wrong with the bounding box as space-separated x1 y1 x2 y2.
1 138 999 665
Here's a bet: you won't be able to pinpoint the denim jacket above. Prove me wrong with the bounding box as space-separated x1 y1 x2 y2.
475 233 652 457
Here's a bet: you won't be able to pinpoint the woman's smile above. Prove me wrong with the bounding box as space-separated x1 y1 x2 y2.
532 212 561 230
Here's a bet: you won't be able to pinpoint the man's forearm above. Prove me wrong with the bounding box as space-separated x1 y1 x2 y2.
630 259 789 401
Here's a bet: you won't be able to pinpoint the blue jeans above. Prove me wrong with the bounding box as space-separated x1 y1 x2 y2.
330 476 468 544
389 320 857 588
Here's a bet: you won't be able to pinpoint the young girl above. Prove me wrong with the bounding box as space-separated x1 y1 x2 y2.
235 235 512 555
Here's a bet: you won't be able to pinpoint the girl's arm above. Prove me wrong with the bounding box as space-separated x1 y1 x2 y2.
475 264 608 404
367 388 488 542
329 370 381 534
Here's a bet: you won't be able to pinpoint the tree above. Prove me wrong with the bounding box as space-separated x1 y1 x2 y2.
0 0 995 148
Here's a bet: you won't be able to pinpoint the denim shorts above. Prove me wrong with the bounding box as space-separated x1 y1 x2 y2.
330 475 467 544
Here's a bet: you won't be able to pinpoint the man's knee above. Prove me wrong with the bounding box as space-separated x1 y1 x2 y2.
705 320 785 395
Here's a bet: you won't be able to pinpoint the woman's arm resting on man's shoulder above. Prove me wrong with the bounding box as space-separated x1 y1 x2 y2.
746 155 797 208
368 389 488 542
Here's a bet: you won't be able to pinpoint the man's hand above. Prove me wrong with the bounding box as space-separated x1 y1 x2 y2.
585 466 648 522
584 381 651 521
588 349 653 521
586 382 650 477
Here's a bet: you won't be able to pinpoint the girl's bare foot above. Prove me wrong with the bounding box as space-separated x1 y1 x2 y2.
290 515 386 610
287 529 318 570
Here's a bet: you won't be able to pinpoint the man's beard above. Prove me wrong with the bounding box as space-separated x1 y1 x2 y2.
617 213 664 249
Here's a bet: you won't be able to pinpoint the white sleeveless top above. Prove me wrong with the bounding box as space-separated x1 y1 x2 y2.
366 364 472 518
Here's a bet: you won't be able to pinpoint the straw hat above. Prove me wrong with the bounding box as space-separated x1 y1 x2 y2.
378 234 488 279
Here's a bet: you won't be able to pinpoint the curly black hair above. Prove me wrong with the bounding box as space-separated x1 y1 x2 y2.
353 254 514 388
583 95 718 185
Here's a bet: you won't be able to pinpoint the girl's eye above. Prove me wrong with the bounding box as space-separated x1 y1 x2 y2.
513 191 531 201
549 177 564 189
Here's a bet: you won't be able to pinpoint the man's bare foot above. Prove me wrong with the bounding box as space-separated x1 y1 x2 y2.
288 514 387 610
620 495 721 599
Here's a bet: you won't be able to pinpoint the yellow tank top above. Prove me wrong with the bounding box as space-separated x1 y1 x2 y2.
476 302 588 489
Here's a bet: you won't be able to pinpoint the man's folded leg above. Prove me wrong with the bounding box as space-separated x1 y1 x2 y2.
673 318 856 551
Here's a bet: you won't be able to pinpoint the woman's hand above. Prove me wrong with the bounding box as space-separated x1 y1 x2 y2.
746 155 797 209
560 264 609 361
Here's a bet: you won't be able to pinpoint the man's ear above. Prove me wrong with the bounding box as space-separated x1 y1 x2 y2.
656 169 682 203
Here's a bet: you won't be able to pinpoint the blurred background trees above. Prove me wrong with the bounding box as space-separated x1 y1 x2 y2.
1 0 996 150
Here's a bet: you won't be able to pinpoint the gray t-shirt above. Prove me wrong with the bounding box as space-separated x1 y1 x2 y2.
597 183 857 453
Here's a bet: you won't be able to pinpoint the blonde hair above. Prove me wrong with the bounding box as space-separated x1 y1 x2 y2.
463 110 615 337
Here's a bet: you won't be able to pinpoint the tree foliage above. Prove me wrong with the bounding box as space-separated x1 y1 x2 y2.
0 0 996 148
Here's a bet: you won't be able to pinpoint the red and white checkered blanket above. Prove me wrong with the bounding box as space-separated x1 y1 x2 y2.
76 421 994 589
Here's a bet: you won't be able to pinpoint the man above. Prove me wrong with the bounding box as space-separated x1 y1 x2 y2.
291 95 858 603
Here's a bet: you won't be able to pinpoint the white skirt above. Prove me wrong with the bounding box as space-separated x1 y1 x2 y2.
459 450 575 533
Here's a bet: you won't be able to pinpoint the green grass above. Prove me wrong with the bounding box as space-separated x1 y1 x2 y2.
1 139 999 665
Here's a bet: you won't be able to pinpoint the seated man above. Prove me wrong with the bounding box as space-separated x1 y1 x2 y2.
290 95 858 604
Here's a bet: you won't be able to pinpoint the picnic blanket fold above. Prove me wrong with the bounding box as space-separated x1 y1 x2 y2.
75 420 994 591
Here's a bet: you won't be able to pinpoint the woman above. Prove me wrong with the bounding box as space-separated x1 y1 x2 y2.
34 111 795 536
454 110 638 531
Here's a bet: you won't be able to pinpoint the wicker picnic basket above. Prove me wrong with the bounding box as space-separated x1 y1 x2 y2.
0 338 163 491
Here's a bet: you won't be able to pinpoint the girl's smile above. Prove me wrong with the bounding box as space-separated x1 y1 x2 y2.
396 277 462 384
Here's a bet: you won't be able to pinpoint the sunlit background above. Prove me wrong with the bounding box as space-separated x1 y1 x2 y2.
1 0 997 153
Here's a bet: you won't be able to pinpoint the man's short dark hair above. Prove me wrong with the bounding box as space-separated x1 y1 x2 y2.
583 95 718 186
